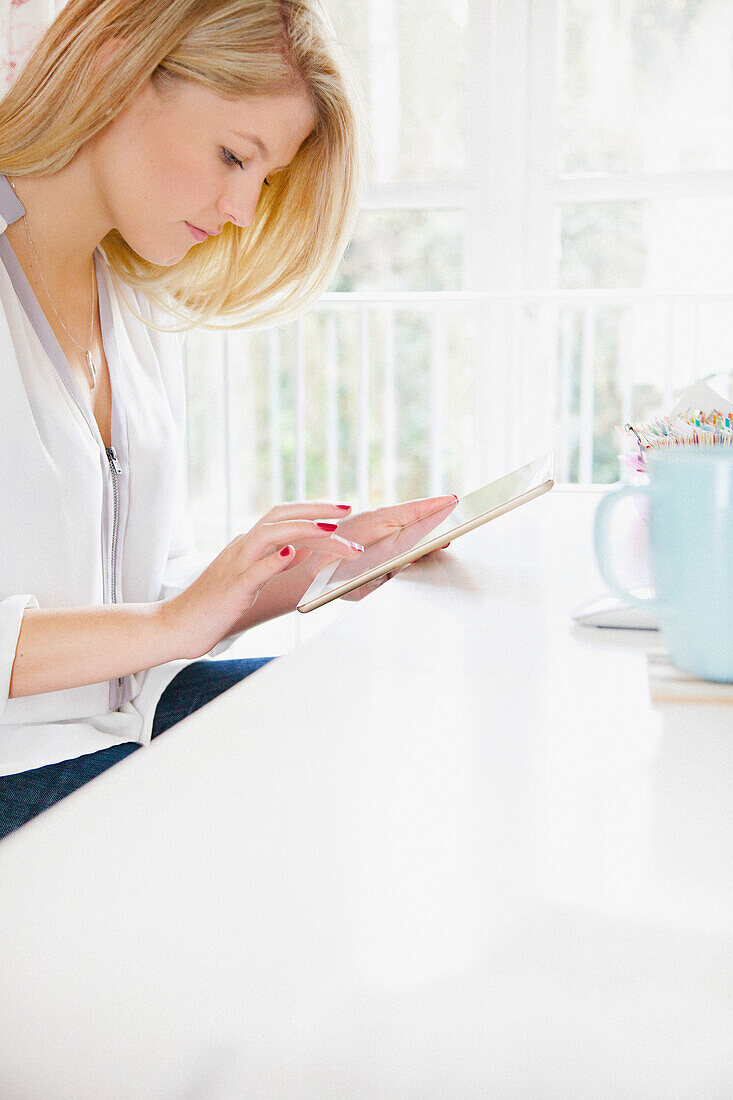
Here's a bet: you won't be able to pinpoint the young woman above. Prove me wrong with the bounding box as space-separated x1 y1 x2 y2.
0 0 454 839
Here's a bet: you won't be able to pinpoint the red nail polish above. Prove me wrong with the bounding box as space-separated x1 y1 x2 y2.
316 522 338 531
337 504 351 511
280 546 292 557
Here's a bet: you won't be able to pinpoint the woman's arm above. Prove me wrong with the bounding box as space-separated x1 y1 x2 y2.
223 494 458 634
10 602 175 698
9 514 362 699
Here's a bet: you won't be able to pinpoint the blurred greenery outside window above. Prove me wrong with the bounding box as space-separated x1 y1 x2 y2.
186 0 733 554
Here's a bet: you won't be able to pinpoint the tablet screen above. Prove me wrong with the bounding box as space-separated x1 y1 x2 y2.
297 454 554 613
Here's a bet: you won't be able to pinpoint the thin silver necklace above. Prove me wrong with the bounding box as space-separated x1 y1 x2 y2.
7 176 97 390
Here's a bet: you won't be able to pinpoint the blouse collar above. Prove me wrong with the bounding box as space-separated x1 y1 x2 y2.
0 173 26 234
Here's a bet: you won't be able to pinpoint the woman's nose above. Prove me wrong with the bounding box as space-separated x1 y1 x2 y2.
219 178 266 229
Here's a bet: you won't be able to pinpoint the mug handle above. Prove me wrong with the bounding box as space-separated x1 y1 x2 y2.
593 486 657 608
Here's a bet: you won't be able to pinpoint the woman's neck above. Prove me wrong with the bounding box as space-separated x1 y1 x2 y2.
7 150 113 288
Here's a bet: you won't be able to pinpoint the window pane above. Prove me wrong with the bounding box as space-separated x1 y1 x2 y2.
561 195 733 290
560 201 647 288
331 208 464 291
326 0 467 186
560 0 733 173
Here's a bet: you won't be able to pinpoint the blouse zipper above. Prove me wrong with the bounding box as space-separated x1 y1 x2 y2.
105 446 124 689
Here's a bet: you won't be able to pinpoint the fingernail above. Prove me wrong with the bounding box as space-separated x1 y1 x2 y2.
451 494 458 502
316 521 338 531
280 546 292 557
350 541 364 552
337 504 351 511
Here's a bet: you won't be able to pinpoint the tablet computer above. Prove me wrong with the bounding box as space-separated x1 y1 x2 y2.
297 453 554 613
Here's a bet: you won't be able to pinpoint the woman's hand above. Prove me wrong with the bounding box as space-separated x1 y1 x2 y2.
326 494 456 600
221 494 458 632
328 495 456 557
163 503 365 658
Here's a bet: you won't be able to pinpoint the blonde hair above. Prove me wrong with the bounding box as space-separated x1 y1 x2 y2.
0 0 363 331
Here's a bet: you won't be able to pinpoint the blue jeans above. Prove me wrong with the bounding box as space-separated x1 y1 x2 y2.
0 658 274 841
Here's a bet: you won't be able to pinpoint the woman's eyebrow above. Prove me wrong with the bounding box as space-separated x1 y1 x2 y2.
231 131 269 158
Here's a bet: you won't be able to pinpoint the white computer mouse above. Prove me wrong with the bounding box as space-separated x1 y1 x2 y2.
571 592 659 630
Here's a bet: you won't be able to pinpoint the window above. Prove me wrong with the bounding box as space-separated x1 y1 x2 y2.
327 0 468 293
185 0 733 557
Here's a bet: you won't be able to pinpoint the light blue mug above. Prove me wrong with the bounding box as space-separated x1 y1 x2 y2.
594 449 733 682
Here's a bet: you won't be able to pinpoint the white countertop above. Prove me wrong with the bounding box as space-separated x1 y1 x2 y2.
0 490 731 1099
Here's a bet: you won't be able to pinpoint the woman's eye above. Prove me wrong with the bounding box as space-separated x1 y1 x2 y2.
221 148 244 170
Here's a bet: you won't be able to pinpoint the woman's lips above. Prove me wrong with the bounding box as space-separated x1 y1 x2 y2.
185 221 209 243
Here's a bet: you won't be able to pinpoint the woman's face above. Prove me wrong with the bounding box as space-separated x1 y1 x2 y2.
93 78 316 266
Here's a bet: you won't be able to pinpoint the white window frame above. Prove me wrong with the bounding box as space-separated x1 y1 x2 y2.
363 0 733 287
356 0 733 475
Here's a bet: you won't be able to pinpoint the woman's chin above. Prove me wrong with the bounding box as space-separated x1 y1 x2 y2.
124 232 191 267
139 248 190 268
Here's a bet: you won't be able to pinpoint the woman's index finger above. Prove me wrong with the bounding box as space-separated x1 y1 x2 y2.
264 501 352 522
375 494 458 526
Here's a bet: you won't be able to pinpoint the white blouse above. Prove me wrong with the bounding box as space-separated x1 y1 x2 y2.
0 174 233 776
